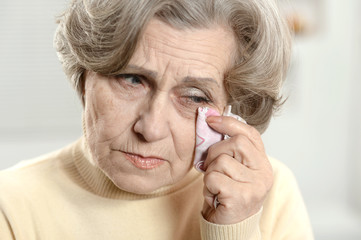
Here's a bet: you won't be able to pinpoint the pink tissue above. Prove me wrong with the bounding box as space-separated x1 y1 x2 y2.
194 107 222 172
194 106 247 172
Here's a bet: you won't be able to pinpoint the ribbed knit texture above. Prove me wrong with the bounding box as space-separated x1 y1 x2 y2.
200 209 262 240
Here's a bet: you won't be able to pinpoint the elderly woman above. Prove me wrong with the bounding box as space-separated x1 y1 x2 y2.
0 0 313 239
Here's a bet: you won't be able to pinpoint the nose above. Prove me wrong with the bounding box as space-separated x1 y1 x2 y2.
133 92 170 142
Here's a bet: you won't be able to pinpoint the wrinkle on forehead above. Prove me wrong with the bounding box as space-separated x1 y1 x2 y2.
139 37 223 75
128 19 237 91
143 24 235 69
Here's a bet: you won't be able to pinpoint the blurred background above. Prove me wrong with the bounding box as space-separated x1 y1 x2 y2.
0 0 360 239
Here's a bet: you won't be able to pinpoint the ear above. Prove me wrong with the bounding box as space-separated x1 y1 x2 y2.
80 70 87 106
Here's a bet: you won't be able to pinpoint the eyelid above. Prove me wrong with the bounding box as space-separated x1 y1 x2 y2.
115 73 145 85
116 73 156 89
187 87 213 101
182 87 214 104
186 87 206 95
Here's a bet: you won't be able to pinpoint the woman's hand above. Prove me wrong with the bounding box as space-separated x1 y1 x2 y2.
202 115 273 225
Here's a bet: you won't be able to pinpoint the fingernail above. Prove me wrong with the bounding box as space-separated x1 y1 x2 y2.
206 116 222 124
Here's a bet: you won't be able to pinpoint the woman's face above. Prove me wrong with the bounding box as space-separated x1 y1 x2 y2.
84 19 237 194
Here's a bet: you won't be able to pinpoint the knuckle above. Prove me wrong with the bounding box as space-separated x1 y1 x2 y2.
207 144 216 158
233 134 246 146
204 171 220 185
248 126 260 140
206 155 227 172
212 155 226 167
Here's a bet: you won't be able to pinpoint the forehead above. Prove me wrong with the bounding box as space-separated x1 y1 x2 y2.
129 19 237 82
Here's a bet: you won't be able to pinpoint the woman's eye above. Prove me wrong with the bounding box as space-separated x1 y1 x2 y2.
112 73 149 97
180 87 212 105
187 95 211 104
117 74 143 85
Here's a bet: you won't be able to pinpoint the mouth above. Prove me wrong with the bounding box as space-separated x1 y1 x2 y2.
121 151 165 170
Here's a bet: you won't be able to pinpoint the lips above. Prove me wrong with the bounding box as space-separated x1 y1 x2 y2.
122 152 165 170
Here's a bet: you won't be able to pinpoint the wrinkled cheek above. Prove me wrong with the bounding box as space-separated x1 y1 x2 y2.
85 90 116 136
83 100 110 160
85 108 119 144
84 112 116 168
174 121 197 166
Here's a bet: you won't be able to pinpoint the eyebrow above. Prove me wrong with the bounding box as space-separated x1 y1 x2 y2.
126 64 220 88
126 65 158 80
182 76 220 88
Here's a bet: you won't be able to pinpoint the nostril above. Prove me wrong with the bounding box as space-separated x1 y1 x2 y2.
135 132 147 142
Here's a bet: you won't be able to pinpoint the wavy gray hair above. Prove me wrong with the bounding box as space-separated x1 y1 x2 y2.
54 0 292 133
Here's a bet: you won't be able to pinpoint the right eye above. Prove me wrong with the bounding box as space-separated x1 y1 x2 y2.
116 74 143 86
112 73 149 98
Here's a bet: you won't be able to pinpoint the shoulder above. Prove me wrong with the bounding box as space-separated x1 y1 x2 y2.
0 141 76 202
266 156 303 205
0 148 61 182
268 156 298 187
0 156 53 206
261 156 314 239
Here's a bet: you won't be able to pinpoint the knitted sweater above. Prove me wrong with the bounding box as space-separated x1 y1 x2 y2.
0 138 313 239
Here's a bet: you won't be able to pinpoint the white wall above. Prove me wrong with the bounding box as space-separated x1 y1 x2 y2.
0 0 82 169
347 0 361 220
0 0 360 239
262 0 361 238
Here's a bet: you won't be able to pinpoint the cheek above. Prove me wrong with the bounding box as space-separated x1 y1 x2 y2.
84 88 133 142
172 119 197 162
171 127 196 178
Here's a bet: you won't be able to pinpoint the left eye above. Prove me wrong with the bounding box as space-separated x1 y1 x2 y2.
187 95 211 103
181 87 212 105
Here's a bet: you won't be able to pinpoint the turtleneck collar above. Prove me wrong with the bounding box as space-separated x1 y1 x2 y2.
63 137 202 200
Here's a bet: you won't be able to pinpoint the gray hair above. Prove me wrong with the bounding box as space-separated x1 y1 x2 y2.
54 0 292 133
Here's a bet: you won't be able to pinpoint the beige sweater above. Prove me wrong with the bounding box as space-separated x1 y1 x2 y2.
0 138 313 239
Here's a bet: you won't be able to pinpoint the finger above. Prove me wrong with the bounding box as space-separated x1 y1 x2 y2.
203 138 240 169
203 134 264 170
205 154 254 183
206 116 264 151
203 171 235 208
203 185 217 209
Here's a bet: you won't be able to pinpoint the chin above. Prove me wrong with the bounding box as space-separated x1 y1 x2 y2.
111 173 170 194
